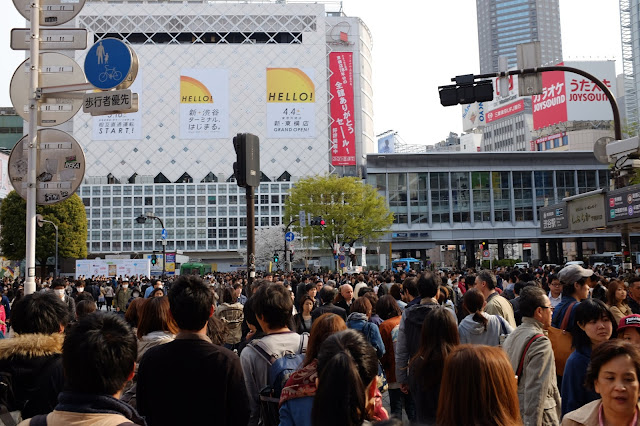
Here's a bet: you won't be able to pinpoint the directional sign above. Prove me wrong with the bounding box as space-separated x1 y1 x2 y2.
84 38 137 90
10 52 86 126
285 232 295 242
83 89 138 115
161 228 168 240
11 28 87 51
9 129 85 205
13 0 86 26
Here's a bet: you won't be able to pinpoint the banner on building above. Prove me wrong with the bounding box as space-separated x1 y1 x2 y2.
461 102 486 131
378 134 395 153
93 74 142 140
329 52 356 166
75 259 151 279
266 68 315 138
179 69 229 139
486 100 525 124
0 154 11 198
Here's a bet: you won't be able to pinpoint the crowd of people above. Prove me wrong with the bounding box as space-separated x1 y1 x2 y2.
1 263 640 425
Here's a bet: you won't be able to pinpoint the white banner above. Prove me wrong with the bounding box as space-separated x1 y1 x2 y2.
180 69 229 139
92 75 143 140
564 60 616 121
75 259 151 279
266 68 315 138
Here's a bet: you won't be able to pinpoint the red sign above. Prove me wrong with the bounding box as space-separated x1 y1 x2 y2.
329 52 356 166
532 62 567 130
534 132 565 145
485 100 525 123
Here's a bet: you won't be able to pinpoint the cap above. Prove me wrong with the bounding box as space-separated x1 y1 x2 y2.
557 264 593 285
618 314 640 332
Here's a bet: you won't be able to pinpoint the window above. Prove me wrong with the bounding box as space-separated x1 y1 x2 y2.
430 172 449 223
493 171 511 222
472 172 491 222
409 173 428 224
512 171 533 221
556 171 576 199
451 172 470 222
388 174 408 224
534 171 555 209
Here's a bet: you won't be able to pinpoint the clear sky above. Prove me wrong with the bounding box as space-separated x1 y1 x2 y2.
0 0 623 146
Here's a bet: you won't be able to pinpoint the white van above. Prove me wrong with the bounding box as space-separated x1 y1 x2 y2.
515 262 530 269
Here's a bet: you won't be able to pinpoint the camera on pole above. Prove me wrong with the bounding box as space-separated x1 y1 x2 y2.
233 133 260 188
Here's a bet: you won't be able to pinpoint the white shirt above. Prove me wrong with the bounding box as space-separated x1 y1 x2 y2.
549 292 562 308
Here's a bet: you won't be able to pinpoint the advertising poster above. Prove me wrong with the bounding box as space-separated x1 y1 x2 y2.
329 52 356 166
486 100 525 124
377 134 395 153
532 66 567 130
0 154 12 198
266 68 315 138
92 74 143 140
75 259 150 279
180 69 229 139
461 102 486 131
165 253 176 274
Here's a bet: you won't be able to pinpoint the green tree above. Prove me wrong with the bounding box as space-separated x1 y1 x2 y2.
284 175 393 250
0 191 88 266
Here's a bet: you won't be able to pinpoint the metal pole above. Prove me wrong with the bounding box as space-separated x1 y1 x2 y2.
24 0 40 295
54 223 58 279
246 186 256 286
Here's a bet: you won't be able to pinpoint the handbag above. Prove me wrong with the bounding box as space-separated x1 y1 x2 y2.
547 301 576 376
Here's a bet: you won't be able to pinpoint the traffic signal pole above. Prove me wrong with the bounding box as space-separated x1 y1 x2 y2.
246 186 256 286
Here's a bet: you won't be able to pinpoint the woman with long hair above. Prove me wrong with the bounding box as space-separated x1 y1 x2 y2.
561 298 616 416
279 313 347 426
606 280 632 325
346 297 385 358
458 288 513 346
437 345 522 426
311 329 379 426
408 307 459 425
293 295 314 334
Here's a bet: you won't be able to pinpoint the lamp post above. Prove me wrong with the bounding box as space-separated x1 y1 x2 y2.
136 213 167 280
36 214 58 279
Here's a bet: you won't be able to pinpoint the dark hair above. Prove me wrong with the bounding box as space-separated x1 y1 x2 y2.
12 292 69 334
304 313 347 366
376 295 401 321
150 287 165 298
312 329 378 426
463 289 487 330
63 312 137 395
76 299 97 320
362 291 378 314
350 297 372 317
206 315 228 346
416 272 441 298
464 274 476 291
243 293 262 332
300 295 315 311
606 280 625 307
437 345 521 426
222 287 235 304
562 277 587 298
403 277 419 298
585 339 640 390
167 275 213 331
304 283 316 294
519 286 547 318
51 279 65 289
410 307 459 390
124 297 147 329
319 285 336 304
477 271 496 290
572 299 616 349
389 284 403 301
137 296 179 339
253 284 293 329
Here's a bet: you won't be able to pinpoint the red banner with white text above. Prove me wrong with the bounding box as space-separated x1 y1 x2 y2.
329 52 356 166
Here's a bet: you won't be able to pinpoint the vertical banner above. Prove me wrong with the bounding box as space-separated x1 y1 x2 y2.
92 74 143 140
266 68 315 138
532 64 567 130
180 69 229 139
329 52 356 166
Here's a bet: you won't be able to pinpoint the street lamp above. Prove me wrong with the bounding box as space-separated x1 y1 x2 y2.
36 214 58 279
136 213 167 280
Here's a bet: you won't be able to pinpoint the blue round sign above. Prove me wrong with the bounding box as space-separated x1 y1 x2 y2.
285 232 295 242
84 38 133 90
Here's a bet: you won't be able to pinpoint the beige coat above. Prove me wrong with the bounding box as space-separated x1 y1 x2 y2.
561 399 640 426
610 303 632 325
19 411 138 426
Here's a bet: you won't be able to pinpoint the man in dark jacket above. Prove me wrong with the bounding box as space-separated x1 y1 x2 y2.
311 285 347 321
0 292 69 418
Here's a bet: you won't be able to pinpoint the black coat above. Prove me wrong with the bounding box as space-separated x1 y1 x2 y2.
311 303 347 322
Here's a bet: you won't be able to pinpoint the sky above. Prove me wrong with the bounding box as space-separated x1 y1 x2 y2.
0 0 624 146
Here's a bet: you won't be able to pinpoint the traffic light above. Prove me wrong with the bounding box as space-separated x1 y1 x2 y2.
273 252 279 263
310 216 325 226
233 133 260 188
439 75 493 106
151 254 157 265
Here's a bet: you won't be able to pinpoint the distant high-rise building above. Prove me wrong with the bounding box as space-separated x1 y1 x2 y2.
620 0 640 131
477 0 563 73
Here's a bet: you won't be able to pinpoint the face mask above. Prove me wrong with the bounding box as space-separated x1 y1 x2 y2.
54 289 65 298
122 284 129 289
158 285 163 289
77 288 84 293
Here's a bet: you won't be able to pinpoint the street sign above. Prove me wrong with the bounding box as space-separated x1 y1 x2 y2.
299 210 306 227
9 129 85 205
83 89 138 115
339 246 345 253
10 52 86 126
161 228 167 240
13 0 86 26
84 38 137 90
285 232 295 242
517 41 543 96
483 250 490 258
11 28 87 50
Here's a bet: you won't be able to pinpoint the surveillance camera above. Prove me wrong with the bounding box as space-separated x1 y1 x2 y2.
606 136 640 159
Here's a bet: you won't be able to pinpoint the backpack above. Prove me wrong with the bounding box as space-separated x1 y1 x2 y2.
250 333 309 426
218 305 244 345
0 371 22 426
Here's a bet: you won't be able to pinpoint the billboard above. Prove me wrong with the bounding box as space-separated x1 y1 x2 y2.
533 61 616 130
75 259 151 279
378 134 395 153
329 52 356 166
92 74 142 141
461 102 486 131
266 68 315 138
607 184 640 223
179 69 229 139
486 100 525 123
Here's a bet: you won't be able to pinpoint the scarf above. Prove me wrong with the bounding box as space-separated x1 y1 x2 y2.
56 391 147 426
278 359 318 407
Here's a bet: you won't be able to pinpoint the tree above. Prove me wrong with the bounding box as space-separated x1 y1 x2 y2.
0 191 88 266
237 225 285 269
283 175 394 250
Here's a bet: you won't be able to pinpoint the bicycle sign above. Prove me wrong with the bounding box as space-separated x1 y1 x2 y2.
84 38 137 90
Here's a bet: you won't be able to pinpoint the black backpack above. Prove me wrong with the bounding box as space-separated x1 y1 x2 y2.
0 371 22 426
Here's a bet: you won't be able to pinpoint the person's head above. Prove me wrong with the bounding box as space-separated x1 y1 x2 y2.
137 296 179 339
253 283 293 331
402 277 418 301
548 274 562 298
573 299 615 349
305 283 318 299
437 345 521 426
519 285 553 328
388 284 402 301
124 297 147 329
319 285 336 305
233 283 243 299
51 279 66 300
312 329 378 426
415 272 440 299
585 340 640 419
607 280 627 307
167 275 214 332
462 288 488 329
243 294 263 334
340 284 354 302
350 297 372 319
301 295 314 314
150 287 165 298
11 291 69 335
222 287 235 304
76 282 85 293
475 271 497 297
559 264 593 300
376 295 401 321
629 277 640 302
205 315 227 346
75 299 97 320
63 312 137 396
617 314 640 345
303 313 347 366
